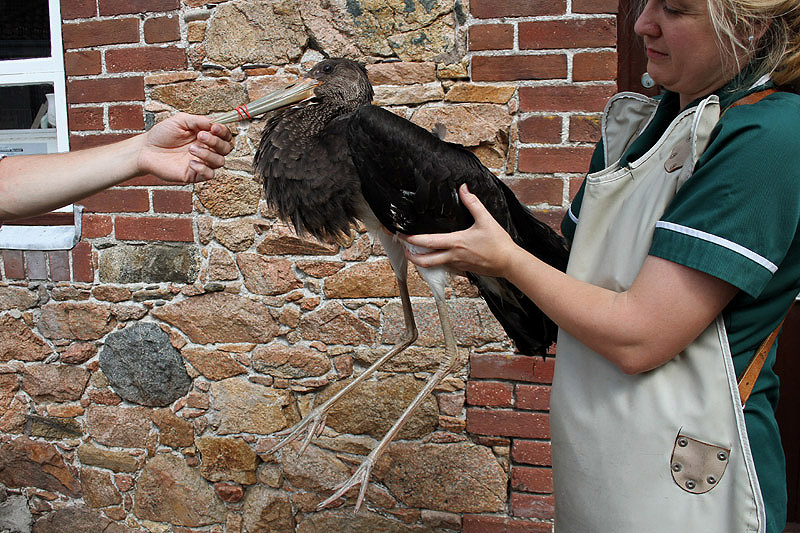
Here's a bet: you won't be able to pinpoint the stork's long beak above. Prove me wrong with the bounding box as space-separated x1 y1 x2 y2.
213 77 320 124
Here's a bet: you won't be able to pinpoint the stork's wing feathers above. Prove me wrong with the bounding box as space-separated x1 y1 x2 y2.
348 105 503 235
348 105 569 355
256 106 365 243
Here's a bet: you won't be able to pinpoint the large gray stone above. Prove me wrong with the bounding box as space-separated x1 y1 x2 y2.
0 492 32 533
99 322 192 407
98 244 201 284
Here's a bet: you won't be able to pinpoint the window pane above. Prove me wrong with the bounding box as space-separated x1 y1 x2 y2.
0 83 57 156
0 83 53 130
0 0 51 60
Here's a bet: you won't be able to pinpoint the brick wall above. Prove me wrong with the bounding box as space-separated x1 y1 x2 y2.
0 0 620 530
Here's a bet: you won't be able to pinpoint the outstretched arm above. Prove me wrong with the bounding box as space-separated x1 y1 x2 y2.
0 113 232 221
403 184 738 374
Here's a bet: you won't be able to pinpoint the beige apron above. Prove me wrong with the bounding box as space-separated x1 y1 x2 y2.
551 93 765 532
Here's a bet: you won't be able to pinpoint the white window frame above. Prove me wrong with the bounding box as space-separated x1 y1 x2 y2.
0 0 82 251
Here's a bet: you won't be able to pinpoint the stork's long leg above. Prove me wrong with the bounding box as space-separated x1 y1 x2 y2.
318 294 460 512
266 276 418 456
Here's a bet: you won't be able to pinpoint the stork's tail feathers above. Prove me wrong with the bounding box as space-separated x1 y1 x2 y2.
470 274 557 355
477 181 569 355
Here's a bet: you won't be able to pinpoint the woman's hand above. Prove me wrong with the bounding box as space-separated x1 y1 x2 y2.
137 113 233 184
402 184 521 278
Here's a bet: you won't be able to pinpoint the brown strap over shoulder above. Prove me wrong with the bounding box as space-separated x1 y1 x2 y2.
738 315 786 405
723 86 785 405
728 88 778 109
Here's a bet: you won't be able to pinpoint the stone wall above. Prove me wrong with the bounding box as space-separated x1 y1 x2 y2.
0 0 618 531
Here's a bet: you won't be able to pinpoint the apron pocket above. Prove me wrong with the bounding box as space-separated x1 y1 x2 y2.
670 432 730 494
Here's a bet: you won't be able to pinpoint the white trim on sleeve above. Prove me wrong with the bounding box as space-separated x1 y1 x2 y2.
655 220 778 274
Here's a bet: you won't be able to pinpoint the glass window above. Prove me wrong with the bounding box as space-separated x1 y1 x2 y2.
0 0 52 60
0 0 79 251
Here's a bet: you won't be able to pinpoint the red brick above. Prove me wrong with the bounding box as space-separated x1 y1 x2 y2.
512 440 552 466
99 0 179 16
471 0 565 18
71 241 94 283
519 85 616 113
65 50 102 76
109 105 145 131
121 174 173 187
519 19 616 50
68 107 104 131
573 0 618 13
144 16 181 43
2 250 25 280
48 251 71 282
467 381 514 407
511 492 555 520
69 133 134 151
518 146 595 174
472 55 567 82
516 384 550 411
574 51 618 82
568 115 601 143
60 0 97 19
67 77 145 104
106 47 187 73
568 177 585 200
532 208 569 234
511 466 553 493
62 19 140 49
470 353 554 383
78 190 149 213
82 215 113 238
519 115 562 144
506 178 563 206
469 24 514 51
153 190 193 214
115 217 194 242
466 408 549 439
463 515 552 533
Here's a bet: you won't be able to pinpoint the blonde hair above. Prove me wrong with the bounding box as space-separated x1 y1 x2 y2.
707 0 800 88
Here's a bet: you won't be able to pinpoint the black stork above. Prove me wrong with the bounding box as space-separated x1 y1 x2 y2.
215 58 569 511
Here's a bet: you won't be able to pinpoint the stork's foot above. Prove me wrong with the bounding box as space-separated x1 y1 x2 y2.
266 408 328 456
318 454 376 512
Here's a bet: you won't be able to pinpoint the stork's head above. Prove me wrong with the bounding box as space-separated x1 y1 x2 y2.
213 58 373 125
305 59 374 112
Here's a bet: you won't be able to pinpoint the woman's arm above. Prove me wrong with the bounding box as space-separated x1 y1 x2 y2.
403 185 738 374
0 113 232 221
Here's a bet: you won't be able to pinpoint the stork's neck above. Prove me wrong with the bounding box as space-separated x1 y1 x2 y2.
290 99 365 143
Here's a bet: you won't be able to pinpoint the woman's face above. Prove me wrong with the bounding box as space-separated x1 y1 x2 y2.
634 0 742 107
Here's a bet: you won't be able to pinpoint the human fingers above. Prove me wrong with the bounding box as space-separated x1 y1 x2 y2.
196 124 233 157
188 143 226 170
186 159 215 183
400 230 460 251
458 183 495 225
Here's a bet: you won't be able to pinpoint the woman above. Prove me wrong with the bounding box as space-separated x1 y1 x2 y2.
0 113 232 221
404 0 800 530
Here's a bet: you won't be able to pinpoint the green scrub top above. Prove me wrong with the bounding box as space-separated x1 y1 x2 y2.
562 76 800 533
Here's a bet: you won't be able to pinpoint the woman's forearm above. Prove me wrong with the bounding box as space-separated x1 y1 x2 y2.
502 246 737 373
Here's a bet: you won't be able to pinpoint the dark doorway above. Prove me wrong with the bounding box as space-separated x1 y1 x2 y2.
776 303 800 530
